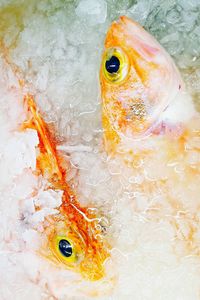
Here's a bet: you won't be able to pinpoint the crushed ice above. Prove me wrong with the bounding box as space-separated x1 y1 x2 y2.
0 0 200 299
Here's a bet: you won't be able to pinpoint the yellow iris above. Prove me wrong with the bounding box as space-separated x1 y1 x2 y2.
102 47 129 83
51 235 77 264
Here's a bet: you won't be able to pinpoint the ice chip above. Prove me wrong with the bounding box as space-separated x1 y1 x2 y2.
33 189 63 209
128 0 151 25
166 7 181 24
22 229 41 251
28 208 59 226
75 0 107 24
0 129 39 184
0 0 200 299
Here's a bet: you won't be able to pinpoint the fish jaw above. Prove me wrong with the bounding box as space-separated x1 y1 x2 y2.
100 16 188 151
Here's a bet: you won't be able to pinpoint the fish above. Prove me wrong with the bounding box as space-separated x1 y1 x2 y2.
100 16 197 153
100 16 200 256
21 94 109 281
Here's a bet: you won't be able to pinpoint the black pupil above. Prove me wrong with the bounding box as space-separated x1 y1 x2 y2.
59 239 73 257
105 55 120 74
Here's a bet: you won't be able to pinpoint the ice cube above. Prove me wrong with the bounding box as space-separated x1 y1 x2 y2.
75 0 107 25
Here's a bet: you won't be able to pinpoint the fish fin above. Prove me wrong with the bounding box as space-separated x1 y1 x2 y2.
22 94 63 182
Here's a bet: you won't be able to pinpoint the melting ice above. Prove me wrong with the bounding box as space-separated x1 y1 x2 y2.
0 0 200 299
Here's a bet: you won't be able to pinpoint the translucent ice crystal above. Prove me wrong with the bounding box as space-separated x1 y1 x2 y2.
75 0 107 24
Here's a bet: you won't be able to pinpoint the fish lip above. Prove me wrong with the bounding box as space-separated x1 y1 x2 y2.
117 15 138 26
117 15 127 24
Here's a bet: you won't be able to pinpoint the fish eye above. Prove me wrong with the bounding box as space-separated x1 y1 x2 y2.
50 235 77 264
105 55 120 73
59 239 73 258
102 47 129 83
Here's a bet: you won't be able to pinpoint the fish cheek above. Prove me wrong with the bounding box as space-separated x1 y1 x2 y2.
101 66 148 138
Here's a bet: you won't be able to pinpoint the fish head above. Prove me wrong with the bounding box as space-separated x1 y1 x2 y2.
22 95 110 282
100 16 183 149
42 205 109 281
